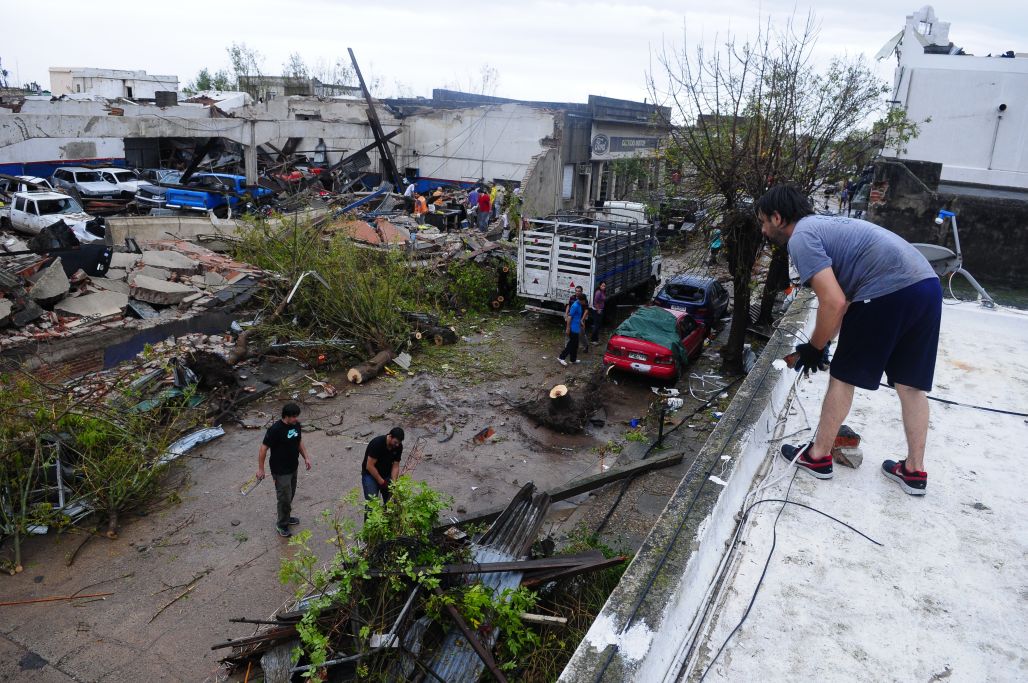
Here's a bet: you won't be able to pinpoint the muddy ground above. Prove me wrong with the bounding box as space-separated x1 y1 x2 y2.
0 248 737 682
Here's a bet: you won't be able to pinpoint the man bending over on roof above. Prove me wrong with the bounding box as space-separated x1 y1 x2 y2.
757 184 942 496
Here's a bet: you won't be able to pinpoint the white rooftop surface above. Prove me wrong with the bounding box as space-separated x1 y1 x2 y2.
693 302 1028 681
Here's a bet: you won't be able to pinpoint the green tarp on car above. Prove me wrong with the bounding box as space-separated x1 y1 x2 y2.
612 305 688 369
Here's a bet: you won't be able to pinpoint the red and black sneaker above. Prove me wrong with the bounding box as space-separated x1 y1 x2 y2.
780 443 833 480
881 459 927 496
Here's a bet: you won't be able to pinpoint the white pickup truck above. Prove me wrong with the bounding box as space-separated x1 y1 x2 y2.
1 191 106 243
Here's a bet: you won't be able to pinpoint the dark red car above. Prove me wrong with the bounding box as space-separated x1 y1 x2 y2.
603 306 707 381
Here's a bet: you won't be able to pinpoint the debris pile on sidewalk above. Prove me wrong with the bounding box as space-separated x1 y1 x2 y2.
213 482 627 682
0 239 263 349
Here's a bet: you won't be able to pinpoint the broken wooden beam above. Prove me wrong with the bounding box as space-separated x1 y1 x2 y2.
444 451 685 528
433 585 508 683
521 555 628 588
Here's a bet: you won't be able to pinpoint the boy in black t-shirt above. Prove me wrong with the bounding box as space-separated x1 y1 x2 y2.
257 403 311 537
362 427 404 514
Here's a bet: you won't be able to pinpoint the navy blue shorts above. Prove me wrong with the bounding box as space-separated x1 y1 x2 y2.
830 278 943 392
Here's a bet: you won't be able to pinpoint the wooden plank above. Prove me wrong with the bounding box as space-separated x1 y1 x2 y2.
445 451 684 529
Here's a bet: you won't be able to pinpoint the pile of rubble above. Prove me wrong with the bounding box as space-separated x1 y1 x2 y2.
0 239 262 350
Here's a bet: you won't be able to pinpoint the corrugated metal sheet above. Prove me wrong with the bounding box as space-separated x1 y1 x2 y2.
427 483 550 682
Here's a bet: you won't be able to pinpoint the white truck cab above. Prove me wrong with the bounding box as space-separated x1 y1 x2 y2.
3 191 106 243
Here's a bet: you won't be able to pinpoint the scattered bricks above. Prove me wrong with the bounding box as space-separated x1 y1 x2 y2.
140 250 199 276
130 274 197 306
110 252 140 269
54 291 128 318
0 299 12 327
135 266 172 281
28 258 70 307
832 446 863 469
105 268 128 281
834 424 861 449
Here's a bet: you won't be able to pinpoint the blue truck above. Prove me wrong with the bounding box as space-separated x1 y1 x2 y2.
164 174 273 216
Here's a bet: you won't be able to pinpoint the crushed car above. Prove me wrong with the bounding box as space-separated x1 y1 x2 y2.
2 191 107 243
603 305 707 382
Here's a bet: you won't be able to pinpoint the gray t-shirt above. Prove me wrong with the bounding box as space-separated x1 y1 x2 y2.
788 215 937 302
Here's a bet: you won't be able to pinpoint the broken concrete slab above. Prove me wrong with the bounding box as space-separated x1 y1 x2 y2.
0 299 11 327
105 268 127 281
12 300 43 327
109 252 140 269
130 274 197 306
93 278 130 295
54 291 128 318
136 266 171 281
140 250 199 276
204 271 227 286
28 258 70 307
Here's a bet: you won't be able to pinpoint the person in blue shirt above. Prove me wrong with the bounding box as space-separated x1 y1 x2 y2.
558 293 588 366
708 228 723 264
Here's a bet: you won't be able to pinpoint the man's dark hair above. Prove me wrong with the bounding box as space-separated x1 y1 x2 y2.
389 427 405 442
578 293 589 304
755 185 814 224
282 403 301 418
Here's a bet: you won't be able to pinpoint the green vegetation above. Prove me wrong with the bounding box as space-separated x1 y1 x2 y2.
279 477 541 679
0 369 202 572
233 219 514 361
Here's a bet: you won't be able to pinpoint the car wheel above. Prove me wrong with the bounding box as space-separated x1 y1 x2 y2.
0 216 9 229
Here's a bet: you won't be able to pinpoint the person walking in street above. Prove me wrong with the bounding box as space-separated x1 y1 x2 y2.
256 403 312 537
477 187 492 231
564 285 590 354
708 228 723 265
362 427 405 515
590 281 607 344
558 292 588 366
756 184 942 496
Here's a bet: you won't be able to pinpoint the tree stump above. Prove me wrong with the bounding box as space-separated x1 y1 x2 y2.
548 384 570 414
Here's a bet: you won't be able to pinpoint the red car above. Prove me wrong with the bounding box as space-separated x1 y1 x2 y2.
603 306 707 381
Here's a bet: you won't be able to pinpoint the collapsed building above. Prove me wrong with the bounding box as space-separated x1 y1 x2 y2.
0 85 670 215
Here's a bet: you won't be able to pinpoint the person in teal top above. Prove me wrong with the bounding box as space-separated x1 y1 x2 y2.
558 293 587 365
708 228 723 264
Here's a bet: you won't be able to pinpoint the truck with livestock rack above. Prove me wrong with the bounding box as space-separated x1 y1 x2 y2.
516 214 662 314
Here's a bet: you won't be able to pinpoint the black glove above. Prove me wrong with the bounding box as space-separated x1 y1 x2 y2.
794 342 830 374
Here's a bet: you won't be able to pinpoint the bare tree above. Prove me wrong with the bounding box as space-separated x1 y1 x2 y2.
227 42 265 98
444 63 501 96
649 13 920 373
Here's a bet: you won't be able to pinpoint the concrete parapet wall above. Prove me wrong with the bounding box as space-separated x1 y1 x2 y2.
559 294 816 682
868 158 1028 287
106 215 242 245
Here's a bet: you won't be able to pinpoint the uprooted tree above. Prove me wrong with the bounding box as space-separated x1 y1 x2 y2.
648 12 921 373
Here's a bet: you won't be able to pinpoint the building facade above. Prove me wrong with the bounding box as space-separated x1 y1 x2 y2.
49 68 179 100
881 6 1028 189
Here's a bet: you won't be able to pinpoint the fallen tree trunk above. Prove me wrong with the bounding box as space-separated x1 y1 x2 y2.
347 350 395 384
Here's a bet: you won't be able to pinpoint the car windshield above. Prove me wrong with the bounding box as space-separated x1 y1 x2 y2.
159 171 182 183
112 171 136 183
37 197 84 215
666 284 705 303
74 171 101 182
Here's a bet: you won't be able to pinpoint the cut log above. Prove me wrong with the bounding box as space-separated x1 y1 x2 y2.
347 350 395 384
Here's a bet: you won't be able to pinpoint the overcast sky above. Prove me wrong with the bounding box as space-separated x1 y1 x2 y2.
4 1 1025 103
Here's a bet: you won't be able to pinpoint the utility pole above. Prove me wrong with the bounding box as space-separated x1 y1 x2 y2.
347 48 402 189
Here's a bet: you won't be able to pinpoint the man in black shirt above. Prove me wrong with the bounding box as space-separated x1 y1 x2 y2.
362 427 404 511
257 403 311 537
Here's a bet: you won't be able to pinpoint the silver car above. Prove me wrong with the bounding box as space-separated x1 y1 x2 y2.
51 166 123 199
